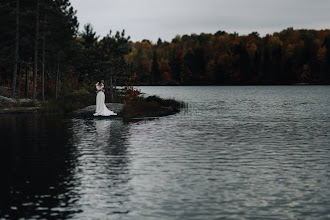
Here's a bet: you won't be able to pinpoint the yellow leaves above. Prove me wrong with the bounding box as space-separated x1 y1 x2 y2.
134 41 152 49
269 36 283 47
174 35 181 42
141 41 151 49
216 34 230 43
156 47 165 59
246 42 257 51
246 42 257 59
125 47 137 64
232 39 240 46
217 54 234 67
124 53 133 64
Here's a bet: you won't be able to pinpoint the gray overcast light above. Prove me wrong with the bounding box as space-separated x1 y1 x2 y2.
70 0 330 42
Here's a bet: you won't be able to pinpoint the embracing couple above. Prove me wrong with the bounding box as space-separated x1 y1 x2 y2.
93 79 117 116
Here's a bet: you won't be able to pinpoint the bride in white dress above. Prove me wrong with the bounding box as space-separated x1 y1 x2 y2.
93 80 117 116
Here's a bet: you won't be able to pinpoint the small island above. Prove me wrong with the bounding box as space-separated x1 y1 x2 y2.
70 96 181 119
0 86 183 119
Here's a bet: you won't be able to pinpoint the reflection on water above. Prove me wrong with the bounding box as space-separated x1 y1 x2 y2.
1 86 330 219
0 116 131 219
69 119 131 219
0 115 77 219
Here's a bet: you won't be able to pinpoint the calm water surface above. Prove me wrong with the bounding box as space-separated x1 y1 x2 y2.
1 86 330 219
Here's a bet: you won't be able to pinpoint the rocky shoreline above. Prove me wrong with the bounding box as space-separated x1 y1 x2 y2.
0 106 41 114
0 99 180 119
69 102 180 119
0 95 41 114
1 90 182 119
69 103 124 119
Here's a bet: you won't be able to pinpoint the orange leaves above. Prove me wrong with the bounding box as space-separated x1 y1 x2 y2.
246 42 257 59
133 41 152 49
126 28 330 85
161 72 171 81
125 84 139 103
268 36 283 47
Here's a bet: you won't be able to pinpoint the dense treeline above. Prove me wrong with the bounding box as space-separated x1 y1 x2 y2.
130 29 330 85
0 0 131 101
0 0 79 99
1 0 330 101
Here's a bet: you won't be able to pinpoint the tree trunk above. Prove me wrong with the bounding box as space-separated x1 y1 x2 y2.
113 77 117 100
11 0 19 99
17 64 21 99
109 70 113 102
26 66 29 99
55 57 59 99
41 15 46 102
33 0 39 100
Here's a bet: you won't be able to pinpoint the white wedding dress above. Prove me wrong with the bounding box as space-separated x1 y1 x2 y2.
93 85 117 116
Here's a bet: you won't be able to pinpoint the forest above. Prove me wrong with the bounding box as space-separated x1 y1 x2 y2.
1 0 330 101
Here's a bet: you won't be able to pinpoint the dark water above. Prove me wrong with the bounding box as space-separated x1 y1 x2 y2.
1 86 330 219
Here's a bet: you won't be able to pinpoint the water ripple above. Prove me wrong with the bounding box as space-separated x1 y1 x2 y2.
1 86 330 219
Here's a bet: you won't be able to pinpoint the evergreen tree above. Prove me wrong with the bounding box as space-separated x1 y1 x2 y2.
100 30 131 101
11 0 19 98
151 51 160 84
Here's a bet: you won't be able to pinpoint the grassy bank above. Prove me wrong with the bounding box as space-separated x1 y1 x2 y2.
40 90 95 115
122 95 184 119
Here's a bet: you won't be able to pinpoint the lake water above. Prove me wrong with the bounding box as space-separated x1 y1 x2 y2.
1 86 330 219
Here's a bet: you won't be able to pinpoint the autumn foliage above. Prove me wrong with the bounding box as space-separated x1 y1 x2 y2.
126 28 330 85
2 0 330 104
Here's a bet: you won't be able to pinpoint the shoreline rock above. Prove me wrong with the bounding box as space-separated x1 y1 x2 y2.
0 107 41 114
1 91 182 119
0 95 17 105
69 103 124 119
70 102 180 119
0 95 42 114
